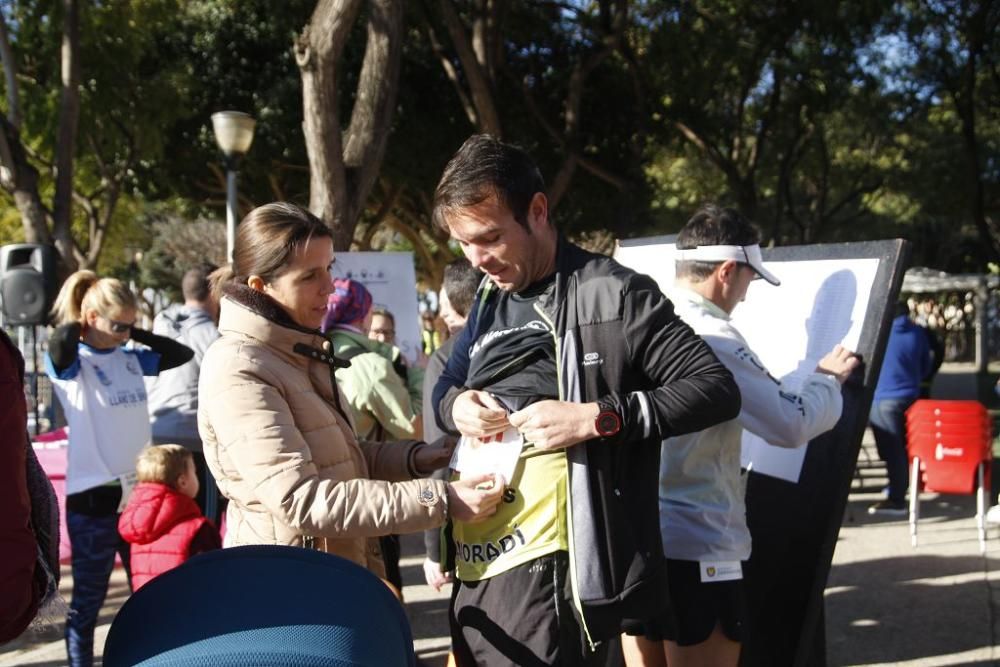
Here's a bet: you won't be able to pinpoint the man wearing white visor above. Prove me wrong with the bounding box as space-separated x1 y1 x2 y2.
622 204 860 667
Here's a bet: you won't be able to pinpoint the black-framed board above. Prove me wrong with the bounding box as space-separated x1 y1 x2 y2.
615 238 910 666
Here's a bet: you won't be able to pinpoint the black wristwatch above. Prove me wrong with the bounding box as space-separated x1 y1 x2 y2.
595 398 622 438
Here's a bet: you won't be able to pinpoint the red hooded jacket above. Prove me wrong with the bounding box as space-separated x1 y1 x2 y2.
118 482 220 590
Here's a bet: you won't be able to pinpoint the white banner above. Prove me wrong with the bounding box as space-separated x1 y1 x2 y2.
330 252 422 363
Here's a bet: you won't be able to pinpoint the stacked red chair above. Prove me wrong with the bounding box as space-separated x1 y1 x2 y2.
905 399 992 552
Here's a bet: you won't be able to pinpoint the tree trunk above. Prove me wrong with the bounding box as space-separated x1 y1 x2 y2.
954 9 1000 266
298 0 403 251
297 0 357 250
341 0 404 240
0 13 20 130
958 105 999 264
735 177 758 222
0 12 51 248
0 116 52 245
52 0 81 271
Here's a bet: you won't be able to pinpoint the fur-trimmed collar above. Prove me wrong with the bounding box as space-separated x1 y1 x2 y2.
216 282 335 374
221 282 319 335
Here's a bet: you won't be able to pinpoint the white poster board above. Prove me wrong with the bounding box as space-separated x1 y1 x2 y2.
615 241 879 482
330 252 422 364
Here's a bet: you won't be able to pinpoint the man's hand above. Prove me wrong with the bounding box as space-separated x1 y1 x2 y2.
412 436 457 475
452 390 510 440
422 558 453 592
446 473 506 523
508 400 600 451
816 344 861 385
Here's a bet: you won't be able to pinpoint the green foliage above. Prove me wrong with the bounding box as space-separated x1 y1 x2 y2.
630 0 999 269
0 206 26 245
137 213 226 300
2 0 997 280
136 0 317 211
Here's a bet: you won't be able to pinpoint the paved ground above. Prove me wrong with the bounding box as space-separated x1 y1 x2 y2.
4 366 998 666
6 467 996 667
825 450 999 666
823 364 1000 666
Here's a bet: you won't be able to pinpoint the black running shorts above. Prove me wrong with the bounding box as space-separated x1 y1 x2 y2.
657 558 746 646
449 551 610 666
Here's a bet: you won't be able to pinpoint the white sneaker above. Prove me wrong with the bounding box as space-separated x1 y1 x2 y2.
986 505 1000 524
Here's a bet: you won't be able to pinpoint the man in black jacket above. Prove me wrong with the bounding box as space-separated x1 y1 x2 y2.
432 134 742 665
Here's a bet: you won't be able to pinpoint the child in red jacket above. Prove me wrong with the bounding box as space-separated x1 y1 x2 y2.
118 445 221 590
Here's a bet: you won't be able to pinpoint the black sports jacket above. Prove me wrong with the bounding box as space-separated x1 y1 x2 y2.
434 236 741 642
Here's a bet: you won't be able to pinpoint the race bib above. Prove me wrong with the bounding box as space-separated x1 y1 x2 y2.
699 560 743 583
449 427 524 484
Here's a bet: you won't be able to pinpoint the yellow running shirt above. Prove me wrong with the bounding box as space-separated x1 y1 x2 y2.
453 447 569 581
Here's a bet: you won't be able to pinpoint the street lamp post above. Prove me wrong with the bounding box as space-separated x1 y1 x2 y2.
211 111 256 262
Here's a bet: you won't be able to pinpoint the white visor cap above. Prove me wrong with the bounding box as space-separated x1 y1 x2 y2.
674 244 781 286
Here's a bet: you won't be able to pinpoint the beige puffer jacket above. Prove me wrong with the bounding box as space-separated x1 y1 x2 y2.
198 284 448 578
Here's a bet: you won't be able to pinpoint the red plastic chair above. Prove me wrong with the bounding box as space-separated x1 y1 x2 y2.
905 400 992 552
906 414 991 434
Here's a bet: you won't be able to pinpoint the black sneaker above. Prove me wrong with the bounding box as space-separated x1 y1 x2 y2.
867 499 907 516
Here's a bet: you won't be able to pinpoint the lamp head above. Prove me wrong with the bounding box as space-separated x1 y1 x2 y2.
211 111 256 156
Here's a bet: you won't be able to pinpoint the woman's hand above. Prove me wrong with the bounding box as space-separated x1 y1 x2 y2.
446 473 505 523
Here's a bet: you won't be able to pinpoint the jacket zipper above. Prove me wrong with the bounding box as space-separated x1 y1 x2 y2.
532 301 596 651
481 346 548 386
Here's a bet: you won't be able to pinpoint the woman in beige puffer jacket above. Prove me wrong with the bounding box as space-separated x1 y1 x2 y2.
197 203 503 579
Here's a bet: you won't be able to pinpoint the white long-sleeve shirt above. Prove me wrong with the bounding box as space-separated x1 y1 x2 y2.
659 288 843 562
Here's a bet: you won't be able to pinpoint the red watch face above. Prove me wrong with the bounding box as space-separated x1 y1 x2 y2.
596 410 621 437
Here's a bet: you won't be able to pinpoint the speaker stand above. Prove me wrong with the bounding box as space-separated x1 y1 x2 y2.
30 324 39 436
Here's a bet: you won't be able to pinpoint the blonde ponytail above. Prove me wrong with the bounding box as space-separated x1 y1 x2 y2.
50 270 99 325
50 270 137 326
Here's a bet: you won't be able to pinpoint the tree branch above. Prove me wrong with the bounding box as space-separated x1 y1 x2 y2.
0 12 21 129
577 155 629 191
826 179 883 222
547 155 578 210
675 119 739 183
0 111 17 190
383 213 444 287
268 172 286 201
420 4 478 127
439 0 502 135
368 179 404 228
748 63 783 176
85 182 119 268
0 113 52 245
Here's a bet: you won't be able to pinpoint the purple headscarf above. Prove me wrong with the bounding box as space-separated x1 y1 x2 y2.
322 278 373 332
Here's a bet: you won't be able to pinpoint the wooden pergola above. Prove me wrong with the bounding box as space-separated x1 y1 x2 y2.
902 267 1000 372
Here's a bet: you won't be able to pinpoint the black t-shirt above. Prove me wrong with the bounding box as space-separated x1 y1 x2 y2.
465 275 558 411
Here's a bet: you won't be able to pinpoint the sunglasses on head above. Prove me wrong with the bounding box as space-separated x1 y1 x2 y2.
103 316 134 334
